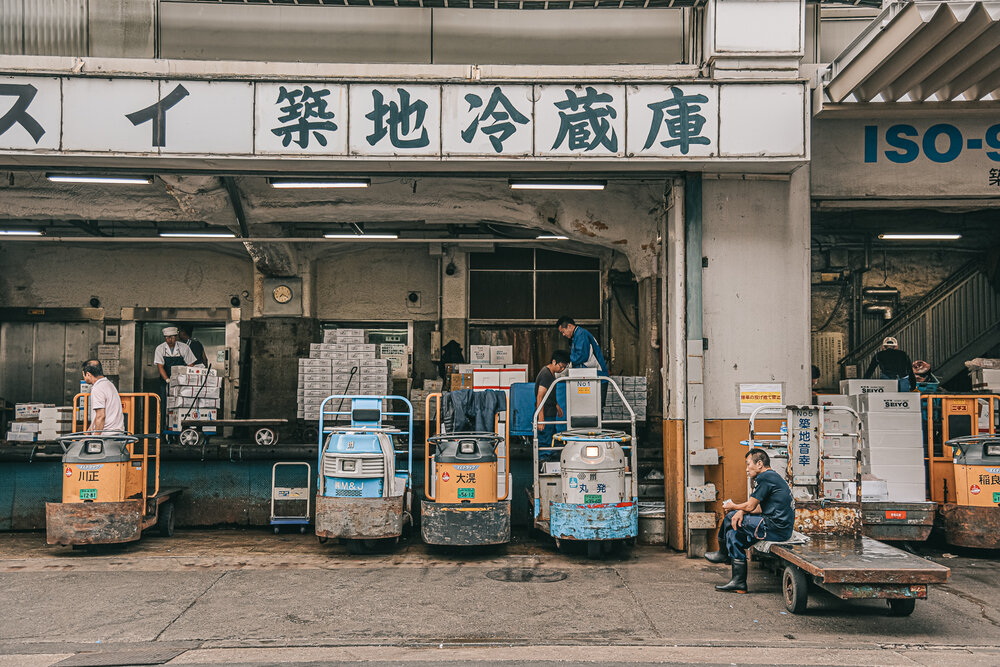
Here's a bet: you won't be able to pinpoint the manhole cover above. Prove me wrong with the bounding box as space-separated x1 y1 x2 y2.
486 567 567 583
54 648 187 667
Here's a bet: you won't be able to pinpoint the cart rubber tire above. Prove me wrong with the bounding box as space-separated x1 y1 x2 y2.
302 426 319 443
782 565 809 614
179 427 203 447
888 598 916 617
273 526 280 535
157 501 175 538
254 427 278 446
587 541 602 560
345 539 368 555
318 535 328 544
299 526 306 534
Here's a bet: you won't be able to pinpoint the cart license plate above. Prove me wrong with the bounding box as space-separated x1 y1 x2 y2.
994 492 1000 503
584 494 602 503
885 510 907 520
79 489 97 500
457 488 475 499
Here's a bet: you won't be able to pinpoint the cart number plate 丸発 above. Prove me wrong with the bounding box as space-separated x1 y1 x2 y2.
457 488 475 499
584 494 602 503
80 489 98 500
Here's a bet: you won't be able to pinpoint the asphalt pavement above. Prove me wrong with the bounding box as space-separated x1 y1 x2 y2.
0 530 998 666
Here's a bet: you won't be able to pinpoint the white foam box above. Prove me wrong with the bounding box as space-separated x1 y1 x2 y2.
173 366 217 378
490 346 514 365
971 368 1000 385
170 374 221 388
331 372 356 384
822 435 857 457
319 350 349 361
820 411 858 434
866 430 923 449
299 371 333 382
310 343 325 354
336 328 363 337
362 358 390 367
173 385 220 399
499 367 528 387
322 330 339 343
815 394 851 408
300 380 332 391
854 392 920 414
885 481 927 503
861 413 922 433
6 431 37 442
470 345 490 363
840 379 899 396
317 343 344 352
473 369 501 389
37 430 69 441
15 403 52 419
348 343 376 353
168 396 219 409
823 458 857 481
823 481 857 502
300 357 331 368
870 461 926 480
457 364 474 374
861 478 890 501
11 422 40 433
38 406 71 418
348 350 376 361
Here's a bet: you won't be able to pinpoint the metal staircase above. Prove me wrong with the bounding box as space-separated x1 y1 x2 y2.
840 260 1000 383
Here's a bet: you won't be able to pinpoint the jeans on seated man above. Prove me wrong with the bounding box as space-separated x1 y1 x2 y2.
704 448 794 593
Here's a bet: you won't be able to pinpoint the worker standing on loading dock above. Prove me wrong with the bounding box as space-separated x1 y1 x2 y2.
154 326 197 429
82 359 124 434
704 448 794 594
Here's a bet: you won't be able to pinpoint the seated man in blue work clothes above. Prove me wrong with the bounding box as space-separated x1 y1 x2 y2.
704 448 794 593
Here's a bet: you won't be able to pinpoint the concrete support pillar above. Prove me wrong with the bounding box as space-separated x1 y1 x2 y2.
441 250 468 358
703 0 805 79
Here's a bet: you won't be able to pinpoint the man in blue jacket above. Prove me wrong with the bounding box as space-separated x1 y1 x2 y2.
557 316 609 406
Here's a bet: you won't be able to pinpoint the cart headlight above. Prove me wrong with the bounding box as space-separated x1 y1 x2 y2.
584 445 600 458
85 441 103 455
985 444 1000 457
459 441 475 454
341 459 356 472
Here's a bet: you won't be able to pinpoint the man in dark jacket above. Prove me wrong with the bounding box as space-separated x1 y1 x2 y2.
864 336 917 392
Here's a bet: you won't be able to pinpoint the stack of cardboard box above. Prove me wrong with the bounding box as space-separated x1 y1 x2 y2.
167 367 220 433
7 403 55 442
603 376 648 423
836 379 925 503
37 406 74 440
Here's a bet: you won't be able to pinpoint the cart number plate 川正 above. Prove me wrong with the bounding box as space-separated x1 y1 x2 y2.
584 494 602 503
80 489 98 500
457 488 475 499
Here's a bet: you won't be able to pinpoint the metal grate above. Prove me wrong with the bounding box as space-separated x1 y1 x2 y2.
323 455 384 478
54 648 188 667
174 0 880 7
334 488 363 497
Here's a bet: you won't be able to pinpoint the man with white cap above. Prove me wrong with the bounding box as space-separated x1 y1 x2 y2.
154 327 197 428
865 336 917 392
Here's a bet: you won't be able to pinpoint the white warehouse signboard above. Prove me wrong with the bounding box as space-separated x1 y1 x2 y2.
0 76 805 160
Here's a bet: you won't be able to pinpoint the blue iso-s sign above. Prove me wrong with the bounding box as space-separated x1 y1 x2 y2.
864 123 1000 163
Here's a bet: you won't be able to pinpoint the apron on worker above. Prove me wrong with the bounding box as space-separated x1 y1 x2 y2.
161 355 188 431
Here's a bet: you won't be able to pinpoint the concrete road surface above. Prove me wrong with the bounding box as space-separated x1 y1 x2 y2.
0 530 997 666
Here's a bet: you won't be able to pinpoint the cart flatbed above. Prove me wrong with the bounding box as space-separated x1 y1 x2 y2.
754 535 950 615
179 419 288 446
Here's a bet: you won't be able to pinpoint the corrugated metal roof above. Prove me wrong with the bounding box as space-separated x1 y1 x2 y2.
826 1 1000 103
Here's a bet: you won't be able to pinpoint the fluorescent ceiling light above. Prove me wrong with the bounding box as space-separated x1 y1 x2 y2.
47 174 152 185
159 232 237 238
878 233 961 241
536 235 569 240
0 230 42 235
270 178 370 189
509 180 606 191
323 233 398 239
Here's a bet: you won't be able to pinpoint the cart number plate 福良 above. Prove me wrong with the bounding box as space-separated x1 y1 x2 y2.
457 488 475 499
80 489 98 500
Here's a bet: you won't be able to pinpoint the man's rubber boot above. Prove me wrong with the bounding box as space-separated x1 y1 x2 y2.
704 550 730 565
715 560 748 593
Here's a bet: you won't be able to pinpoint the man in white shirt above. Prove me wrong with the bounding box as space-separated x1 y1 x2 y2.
82 360 125 433
154 326 197 430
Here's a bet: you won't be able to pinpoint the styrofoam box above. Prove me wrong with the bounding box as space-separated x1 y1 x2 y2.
318 343 346 352
854 392 920 414
39 407 72 417
175 385 220 399
333 361 359 371
862 413 922 432
299 372 333 383
170 374 221 388
823 481 857 502
815 394 851 408
319 350 349 361
300 389 330 398
7 431 37 442
885 481 927 503
331 373 356 383
823 458 857 481
300 381 332 390
174 366 217 377
821 411 858 434
300 357 331 367
868 452 925 471
362 358 389 367
869 462 926 480
348 344 376 352
840 379 899 395
337 335 365 344
336 328 364 337
470 345 490 363
490 346 514 365
11 422 40 432
473 369 501 388
861 478 889 501
866 430 923 449
972 368 1000 384
822 436 857 457
348 350 376 361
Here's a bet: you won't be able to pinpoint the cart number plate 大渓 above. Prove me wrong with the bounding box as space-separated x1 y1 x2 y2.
457 488 475 499
584 494 602 503
80 489 98 500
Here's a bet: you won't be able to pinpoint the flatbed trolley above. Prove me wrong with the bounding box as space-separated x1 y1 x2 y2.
744 405 950 615
179 418 288 446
